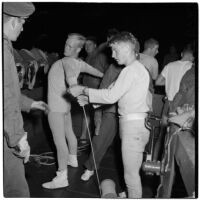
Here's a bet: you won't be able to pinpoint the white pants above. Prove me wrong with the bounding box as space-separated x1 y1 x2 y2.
119 118 150 198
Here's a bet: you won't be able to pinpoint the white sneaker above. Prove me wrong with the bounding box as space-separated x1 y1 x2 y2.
42 170 69 189
119 191 127 198
81 170 94 181
67 154 78 167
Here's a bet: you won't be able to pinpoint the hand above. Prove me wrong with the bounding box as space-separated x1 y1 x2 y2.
161 115 168 126
31 101 49 113
69 85 85 97
176 104 194 114
14 132 30 163
168 109 195 128
77 95 89 106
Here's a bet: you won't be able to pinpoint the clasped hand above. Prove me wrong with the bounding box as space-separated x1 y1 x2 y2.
31 101 49 114
68 85 89 106
168 104 195 128
68 85 85 97
14 132 30 163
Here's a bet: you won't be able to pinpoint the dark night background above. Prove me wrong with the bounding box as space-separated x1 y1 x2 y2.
13 2 198 69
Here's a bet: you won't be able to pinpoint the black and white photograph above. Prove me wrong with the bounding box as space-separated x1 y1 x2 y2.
2 1 197 198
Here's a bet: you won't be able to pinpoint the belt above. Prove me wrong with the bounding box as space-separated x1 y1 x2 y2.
119 113 147 121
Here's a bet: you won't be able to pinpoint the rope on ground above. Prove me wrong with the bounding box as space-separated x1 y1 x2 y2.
29 152 56 166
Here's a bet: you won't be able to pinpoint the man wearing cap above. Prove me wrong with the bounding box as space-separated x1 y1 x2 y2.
3 2 48 197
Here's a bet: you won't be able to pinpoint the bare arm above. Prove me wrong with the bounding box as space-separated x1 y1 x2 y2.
152 60 159 80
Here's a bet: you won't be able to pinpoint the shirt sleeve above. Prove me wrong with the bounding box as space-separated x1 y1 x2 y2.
20 94 33 112
3 44 25 147
161 64 168 78
80 61 103 78
89 66 134 104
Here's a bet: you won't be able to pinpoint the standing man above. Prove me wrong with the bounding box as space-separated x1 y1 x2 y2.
3 2 48 197
139 38 159 81
156 48 194 103
80 36 108 145
80 62 122 181
69 32 151 198
42 33 103 189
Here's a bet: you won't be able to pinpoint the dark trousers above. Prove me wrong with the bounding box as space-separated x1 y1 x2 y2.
85 112 118 170
3 138 30 197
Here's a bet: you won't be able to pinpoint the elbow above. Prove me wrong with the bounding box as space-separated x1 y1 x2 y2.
106 96 118 104
99 72 104 78
155 79 160 86
155 78 163 86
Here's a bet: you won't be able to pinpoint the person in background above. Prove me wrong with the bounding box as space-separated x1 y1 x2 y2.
80 61 122 181
80 36 109 146
42 33 103 189
156 48 194 104
69 32 151 198
162 44 179 70
153 48 194 161
168 64 195 128
139 38 159 81
3 2 48 197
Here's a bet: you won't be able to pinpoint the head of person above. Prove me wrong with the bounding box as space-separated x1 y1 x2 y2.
107 28 119 42
85 36 97 54
169 45 177 54
144 38 159 57
3 2 35 41
181 48 194 62
64 33 86 58
109 31 140 66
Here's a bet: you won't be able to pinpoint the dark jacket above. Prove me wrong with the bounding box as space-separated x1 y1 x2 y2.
4 35 33 147
170 66 195 112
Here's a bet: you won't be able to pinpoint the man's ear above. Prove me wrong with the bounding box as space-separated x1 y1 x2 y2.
10 17 17 30
76 47 81 54
181 52 183 58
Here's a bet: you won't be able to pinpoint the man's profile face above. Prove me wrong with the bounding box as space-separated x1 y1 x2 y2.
151 44 159 57
64 37 79 57
11 17 26 41
111 42 130 65
187 52 194 62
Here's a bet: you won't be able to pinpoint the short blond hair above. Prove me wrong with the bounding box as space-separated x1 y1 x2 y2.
68 33 86 48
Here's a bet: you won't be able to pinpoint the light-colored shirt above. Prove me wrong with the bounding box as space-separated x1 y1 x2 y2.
89 60 150 116
161 60 192 101
48 57 102 112
139 53 158 80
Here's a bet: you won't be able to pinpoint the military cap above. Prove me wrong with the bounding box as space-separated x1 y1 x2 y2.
3 2 35 17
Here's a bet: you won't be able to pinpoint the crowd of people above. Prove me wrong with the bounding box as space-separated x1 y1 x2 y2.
3 2 196 198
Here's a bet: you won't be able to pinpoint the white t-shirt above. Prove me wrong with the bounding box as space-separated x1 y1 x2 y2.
139 53 158 80
161 60 192 101
89 60 150 116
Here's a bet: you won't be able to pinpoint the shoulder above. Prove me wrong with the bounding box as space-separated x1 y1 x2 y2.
62 57 75 64
152 57 158 65
52 59 61 67
139 53 156 65
166 61 180 70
